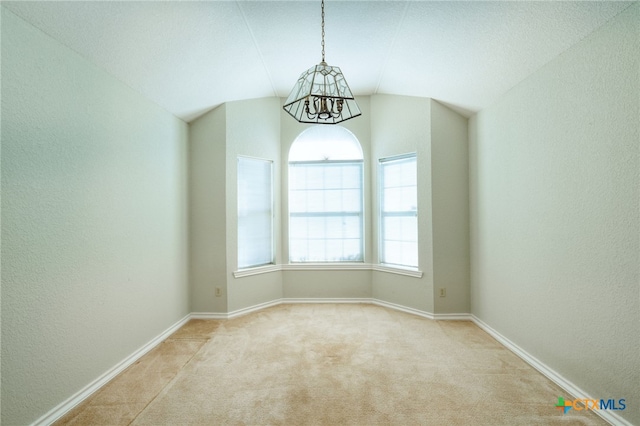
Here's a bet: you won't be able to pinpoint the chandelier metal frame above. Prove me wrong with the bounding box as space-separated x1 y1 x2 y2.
283 0 361 125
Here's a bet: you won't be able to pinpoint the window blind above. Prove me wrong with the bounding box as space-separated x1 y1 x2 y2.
379 154 418 268
238 157 273 269
289 161 363 262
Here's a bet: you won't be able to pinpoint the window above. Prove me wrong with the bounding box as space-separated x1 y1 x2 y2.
237 157 273 269
379 154 418 268
289 126 364 262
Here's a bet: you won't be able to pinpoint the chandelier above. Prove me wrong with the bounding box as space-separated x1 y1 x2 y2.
283 0 361 125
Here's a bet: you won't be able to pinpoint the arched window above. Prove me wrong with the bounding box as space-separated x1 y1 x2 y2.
288 126 364 262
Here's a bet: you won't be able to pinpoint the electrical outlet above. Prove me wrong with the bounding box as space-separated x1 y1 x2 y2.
439 288 446 297
215 287 222 297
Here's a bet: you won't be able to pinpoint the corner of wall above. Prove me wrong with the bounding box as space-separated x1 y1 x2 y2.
370 94 434 313
430 100 470 314
226 97 284 312
188 104 228 314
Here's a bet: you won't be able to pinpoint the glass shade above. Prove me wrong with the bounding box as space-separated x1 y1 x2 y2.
283 62 361 125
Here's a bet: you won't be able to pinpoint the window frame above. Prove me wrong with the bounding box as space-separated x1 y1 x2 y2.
288 158 364 263
237 155 274 270
378 153 418 269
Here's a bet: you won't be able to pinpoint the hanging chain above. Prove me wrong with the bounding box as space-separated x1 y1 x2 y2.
321 0 325 63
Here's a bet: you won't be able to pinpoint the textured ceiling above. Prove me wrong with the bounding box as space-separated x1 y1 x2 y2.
2 1 633 122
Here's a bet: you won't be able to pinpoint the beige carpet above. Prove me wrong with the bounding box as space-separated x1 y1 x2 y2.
56 304 606 425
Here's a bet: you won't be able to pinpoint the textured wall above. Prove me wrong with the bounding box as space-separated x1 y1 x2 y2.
226 98 283 312
282 270 372 300
470 4 639 424
430 100 470 314
1 9 190 425
188 104 228 313
370 94 434 313
189 97 284 314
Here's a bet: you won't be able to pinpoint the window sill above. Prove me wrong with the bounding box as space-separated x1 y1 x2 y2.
233 263 423 279
372 264 423 278
233 264 280 278
283 263 370 271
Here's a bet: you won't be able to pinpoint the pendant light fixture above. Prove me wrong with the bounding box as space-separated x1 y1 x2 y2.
283 0 361 125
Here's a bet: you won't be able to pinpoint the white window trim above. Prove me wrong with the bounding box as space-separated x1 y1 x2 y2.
233 264 281 278
288 159 365 263
371 264 422 278
233 263 423 278
378 152 419 269
237 155 274 270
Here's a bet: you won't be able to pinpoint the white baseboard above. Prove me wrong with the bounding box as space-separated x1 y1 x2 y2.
219 298 470 325
190 312 227 320
371 298 434 319
32 313 192 426
228 299 282 319
472 315 631 426
192 299 284 320
433 313 473 321
371 299 472 321
282 297 372 305
38 302 627 426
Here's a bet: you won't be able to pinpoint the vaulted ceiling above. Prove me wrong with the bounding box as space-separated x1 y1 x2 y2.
3 1 633 122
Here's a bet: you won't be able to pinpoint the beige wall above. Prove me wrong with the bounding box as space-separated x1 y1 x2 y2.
469 4 639 424
283 270 372 299
1 9 190 425
190 98 284 314
431 100 470 314
369 96 470 315
225 98 283 312
190 94 469 314
189 104 227 313
370 94 435 312
1 8 471 424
